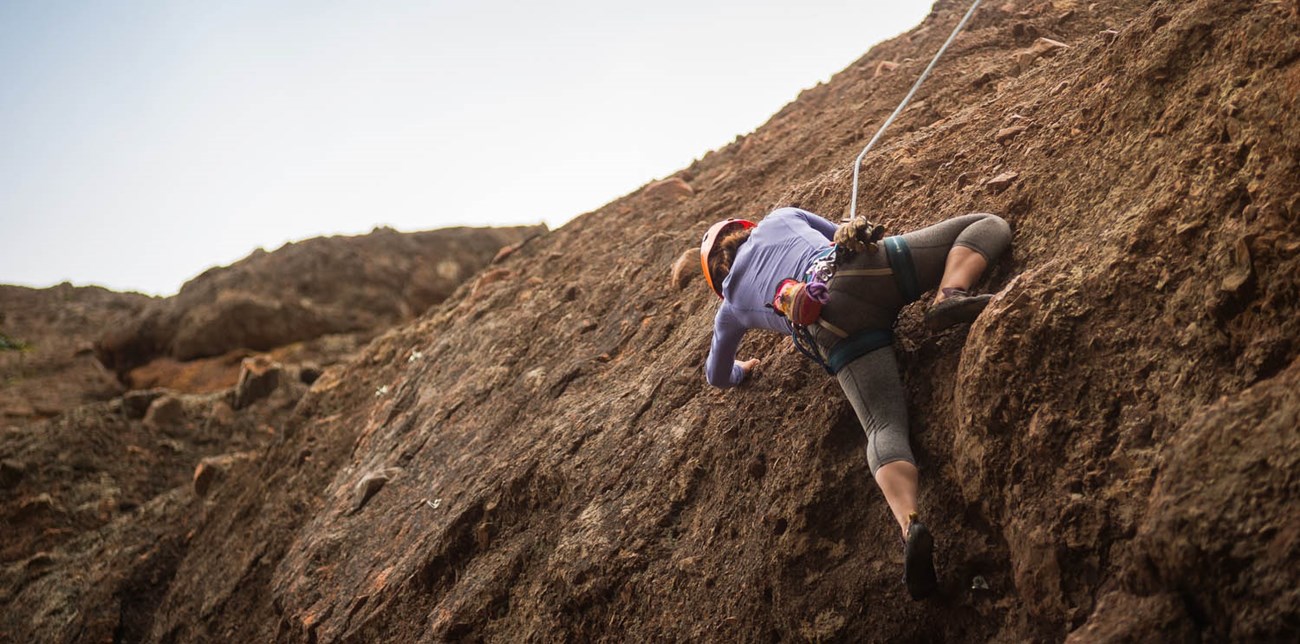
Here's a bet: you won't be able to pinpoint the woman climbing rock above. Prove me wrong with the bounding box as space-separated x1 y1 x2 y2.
697 206 1012 600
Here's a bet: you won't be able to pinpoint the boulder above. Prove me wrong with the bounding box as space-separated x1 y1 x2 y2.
232 355 281 410
142 396 185 430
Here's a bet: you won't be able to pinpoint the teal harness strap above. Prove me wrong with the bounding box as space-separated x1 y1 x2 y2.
826 329 894 373
808 244 836 269
883 236 922 304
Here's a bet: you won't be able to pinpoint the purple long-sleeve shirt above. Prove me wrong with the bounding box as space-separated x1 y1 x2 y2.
706 207 837 388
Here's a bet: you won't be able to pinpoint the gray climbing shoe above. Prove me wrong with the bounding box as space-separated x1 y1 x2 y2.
904 515 937 600
925 288 993 330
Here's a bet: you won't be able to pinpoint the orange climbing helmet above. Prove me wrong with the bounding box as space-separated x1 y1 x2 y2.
700 218 756 298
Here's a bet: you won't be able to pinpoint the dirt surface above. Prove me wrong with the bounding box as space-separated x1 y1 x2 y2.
3 0 1299 641
96 225 545 379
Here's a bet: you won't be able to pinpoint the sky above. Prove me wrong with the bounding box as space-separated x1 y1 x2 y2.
1 1 934 296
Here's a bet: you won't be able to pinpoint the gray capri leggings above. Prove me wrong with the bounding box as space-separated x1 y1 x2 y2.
820 213 1011 474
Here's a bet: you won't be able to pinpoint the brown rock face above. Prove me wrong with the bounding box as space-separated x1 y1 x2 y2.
1 284 153 419
4 0 1300 642
95 225 545 376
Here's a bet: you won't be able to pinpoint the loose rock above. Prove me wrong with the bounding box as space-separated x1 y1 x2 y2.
1014 37 1071 73
232 355 281 410
1220 237 1253 294
644 178 695 201
996 125 1029 144
986 171 1020 192
143 396 186 430
471 269 514 298
1032 37 1071 56
350 468 403 514
209 400 236 428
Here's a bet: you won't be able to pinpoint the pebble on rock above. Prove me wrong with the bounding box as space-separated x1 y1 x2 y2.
643 177 695 202
996 125 1029 144
350 467 403 514
1014 37 1071 73
986 171 1020 193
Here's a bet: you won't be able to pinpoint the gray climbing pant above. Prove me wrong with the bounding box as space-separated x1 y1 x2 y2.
818 213 1012 474
838 345 911 474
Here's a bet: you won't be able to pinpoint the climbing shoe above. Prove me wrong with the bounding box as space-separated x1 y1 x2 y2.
924 287 993 330
904 514 937 600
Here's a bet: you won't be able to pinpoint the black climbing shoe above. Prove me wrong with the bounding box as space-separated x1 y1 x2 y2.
924 288 993 330
904 515 937 600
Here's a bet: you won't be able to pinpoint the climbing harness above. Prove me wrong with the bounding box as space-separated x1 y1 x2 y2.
768 232 926 375
785 235 924 374
848 0 985 221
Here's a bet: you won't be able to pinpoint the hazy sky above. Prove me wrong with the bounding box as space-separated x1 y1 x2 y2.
1 1 933 296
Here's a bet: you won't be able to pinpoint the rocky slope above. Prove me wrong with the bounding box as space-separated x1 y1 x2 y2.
0 284 153 420
0 225 541 642
4 0 1299 641
96 225 545 385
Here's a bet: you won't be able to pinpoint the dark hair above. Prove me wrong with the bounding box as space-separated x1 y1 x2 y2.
707 226 753 288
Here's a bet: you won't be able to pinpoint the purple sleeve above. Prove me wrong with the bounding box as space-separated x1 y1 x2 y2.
796 209 839 240
705 304 746 388
770 206 838 241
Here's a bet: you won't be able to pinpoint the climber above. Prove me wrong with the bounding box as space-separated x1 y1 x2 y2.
698 206 1012 600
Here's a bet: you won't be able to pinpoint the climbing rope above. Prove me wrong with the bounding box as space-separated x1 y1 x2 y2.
849 0 985 220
